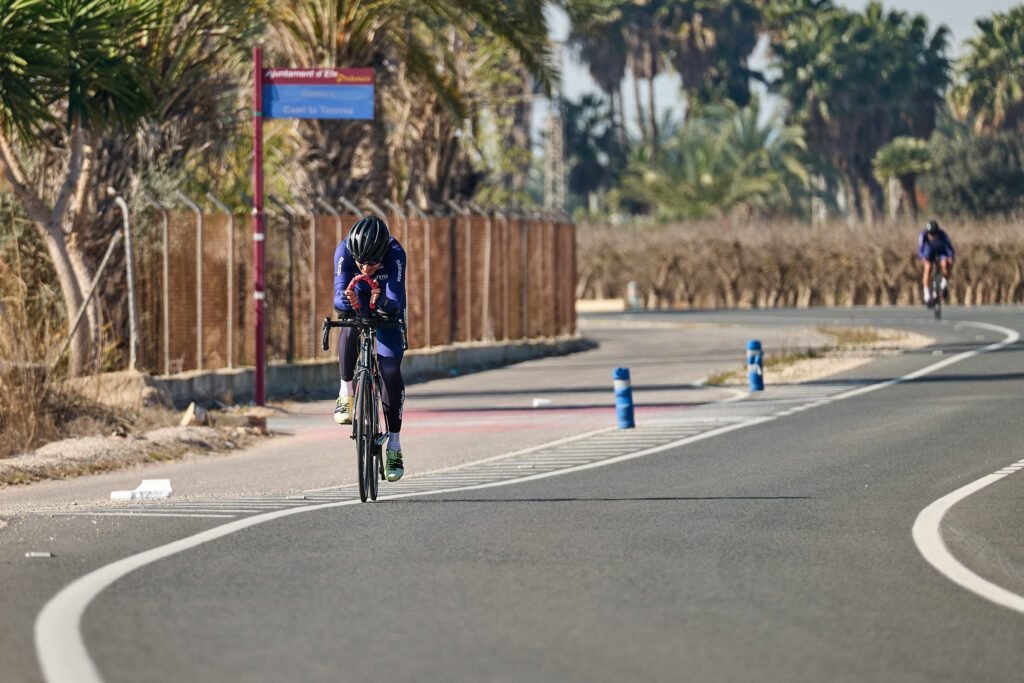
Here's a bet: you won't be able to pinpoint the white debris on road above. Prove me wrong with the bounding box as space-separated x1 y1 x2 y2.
111 479 173 500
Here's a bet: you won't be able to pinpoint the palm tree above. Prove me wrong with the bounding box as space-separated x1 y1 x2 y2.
660 0 763 111
873 137 931 218
623 1 667 158
0 0 53 138
562 94 624 212
106 0 266 203
268 0 560 205
771 2 950 222
0 0 159 374
570 1 664 157
615 97 810 220
567 2 628 149
953 6 1024 134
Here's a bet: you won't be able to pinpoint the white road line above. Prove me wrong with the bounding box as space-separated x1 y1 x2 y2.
35 319 1020 683
36 421 780 683
48 513 236 519
215 499 312 504
96 508 275 515
910 321 1024 615
912 473 1024 614
138 504 285 509
47 506 290 516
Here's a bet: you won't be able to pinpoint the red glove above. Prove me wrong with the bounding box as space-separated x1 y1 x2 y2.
345 275 380 310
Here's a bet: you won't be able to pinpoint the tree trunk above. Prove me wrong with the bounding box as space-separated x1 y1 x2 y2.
901 177 919 219
864 172 886 224
647 75 659 159
38 225 91 374
632 71 648 148
651 76 659 160
511 65 532 196
843 171 863 222
0 127 96 374
608 90 620 147
65 235 100 369
615 85 627 151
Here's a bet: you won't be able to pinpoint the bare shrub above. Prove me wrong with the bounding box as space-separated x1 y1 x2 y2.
578 218 1024 308
0 221 131 459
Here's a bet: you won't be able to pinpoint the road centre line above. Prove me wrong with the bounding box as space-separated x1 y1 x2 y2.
35 320 1019 683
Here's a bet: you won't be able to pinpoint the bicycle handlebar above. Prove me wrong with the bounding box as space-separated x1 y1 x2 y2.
321 312 404 351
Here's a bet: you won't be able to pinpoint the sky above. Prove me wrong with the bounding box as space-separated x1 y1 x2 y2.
538 0 1023 138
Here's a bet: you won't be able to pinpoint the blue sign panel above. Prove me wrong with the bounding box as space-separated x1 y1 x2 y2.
264 84 374 120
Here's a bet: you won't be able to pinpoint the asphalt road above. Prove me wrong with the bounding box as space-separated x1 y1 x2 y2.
3 306 1024 683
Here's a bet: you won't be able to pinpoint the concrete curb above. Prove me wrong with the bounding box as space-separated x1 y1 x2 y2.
155 335 594 407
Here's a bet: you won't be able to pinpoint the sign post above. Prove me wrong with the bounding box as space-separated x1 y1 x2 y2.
253 47 266 405
251 53 375 405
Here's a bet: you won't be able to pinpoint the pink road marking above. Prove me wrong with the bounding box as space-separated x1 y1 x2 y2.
292 403 701 438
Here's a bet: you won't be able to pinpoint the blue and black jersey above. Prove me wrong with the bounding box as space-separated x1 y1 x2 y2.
918 228 955 261
333 237 406 315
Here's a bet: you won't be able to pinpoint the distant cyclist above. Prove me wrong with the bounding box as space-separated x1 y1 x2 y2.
333 216 407 482
918 219 955 308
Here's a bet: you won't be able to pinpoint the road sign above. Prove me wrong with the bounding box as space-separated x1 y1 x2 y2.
252 53 377 405
263 68 374 120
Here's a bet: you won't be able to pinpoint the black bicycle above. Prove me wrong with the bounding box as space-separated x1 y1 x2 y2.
928 254 943 320
322 310 403 502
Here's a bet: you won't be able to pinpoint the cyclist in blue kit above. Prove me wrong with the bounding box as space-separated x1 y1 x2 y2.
918 219 955 308
333 215 407 482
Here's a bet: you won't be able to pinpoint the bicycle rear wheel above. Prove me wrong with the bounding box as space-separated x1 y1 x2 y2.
354 372 374 503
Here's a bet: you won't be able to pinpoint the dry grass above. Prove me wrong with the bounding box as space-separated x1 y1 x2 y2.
816 326 886 347
704 346 823 385
0 318 131 459
703 325 927 386
578 217 1024 308
0 233 177 460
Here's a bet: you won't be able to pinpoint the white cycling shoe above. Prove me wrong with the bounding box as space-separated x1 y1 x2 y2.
334 396 352 425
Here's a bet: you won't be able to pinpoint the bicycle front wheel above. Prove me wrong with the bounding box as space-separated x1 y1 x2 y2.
354 372 374 503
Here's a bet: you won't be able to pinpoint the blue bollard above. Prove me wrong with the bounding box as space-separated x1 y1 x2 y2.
613 367 636 429
747 340 764 391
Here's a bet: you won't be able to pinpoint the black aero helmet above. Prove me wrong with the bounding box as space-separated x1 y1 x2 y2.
347 215 391 263
925 219 940 233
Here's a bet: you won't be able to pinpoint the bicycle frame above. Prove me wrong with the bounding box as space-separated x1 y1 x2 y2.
322 311 403 502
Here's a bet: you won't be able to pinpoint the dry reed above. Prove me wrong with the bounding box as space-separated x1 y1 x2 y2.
0 234 127 459
577 218 1024 308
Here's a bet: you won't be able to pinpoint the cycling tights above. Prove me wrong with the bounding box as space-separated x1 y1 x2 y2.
338 327 405 433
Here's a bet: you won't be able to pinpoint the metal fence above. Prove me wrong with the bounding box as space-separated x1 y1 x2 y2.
133 210 576 375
